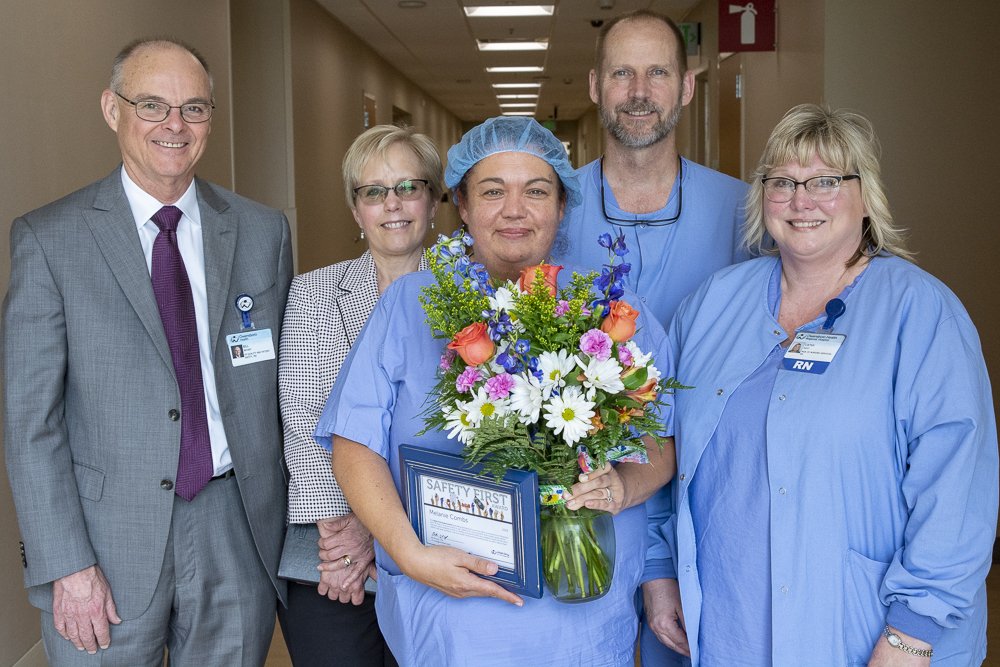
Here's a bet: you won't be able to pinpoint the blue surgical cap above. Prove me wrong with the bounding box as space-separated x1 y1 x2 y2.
445 116 581 209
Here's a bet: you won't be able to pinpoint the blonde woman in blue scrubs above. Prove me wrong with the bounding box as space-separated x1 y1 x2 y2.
659 105 997 666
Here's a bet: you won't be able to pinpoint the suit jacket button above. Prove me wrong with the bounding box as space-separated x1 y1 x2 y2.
168 409 180 421
160 479 174 491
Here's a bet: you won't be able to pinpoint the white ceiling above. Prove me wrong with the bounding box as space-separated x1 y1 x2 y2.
316 0 700 123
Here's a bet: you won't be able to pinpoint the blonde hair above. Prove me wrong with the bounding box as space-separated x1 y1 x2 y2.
743 104 913 264
342 125 445 210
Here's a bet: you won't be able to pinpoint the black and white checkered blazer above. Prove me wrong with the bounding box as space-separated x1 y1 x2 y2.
278 250 428 522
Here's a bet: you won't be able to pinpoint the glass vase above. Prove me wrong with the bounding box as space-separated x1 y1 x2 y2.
540 504 615 602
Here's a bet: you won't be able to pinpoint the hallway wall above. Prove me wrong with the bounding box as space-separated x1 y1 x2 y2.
287 0 464 275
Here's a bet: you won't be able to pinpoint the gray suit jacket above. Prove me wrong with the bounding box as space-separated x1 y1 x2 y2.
2 168 292 618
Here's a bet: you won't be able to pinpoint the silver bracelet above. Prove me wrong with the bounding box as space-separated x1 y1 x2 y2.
883 625 933 658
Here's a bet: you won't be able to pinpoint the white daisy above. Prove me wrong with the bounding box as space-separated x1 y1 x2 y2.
537 349 578 396
488 285 516 313
509 373 545 425
543 386 596 446
444 402 475 444
465 387 506 425
625 340 652 367
578 356 625 398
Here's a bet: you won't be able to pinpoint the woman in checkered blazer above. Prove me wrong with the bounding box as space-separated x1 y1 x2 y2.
276 125 444 667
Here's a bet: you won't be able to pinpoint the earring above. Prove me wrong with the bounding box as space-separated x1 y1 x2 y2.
359 229 365 240
430 219 435 230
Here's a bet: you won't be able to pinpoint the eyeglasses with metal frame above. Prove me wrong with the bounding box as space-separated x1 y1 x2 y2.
761 174 860 203
115 92 214 123
600 156 683 226
353 179 430 205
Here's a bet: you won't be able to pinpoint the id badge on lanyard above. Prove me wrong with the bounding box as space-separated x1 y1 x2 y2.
781 298 846 375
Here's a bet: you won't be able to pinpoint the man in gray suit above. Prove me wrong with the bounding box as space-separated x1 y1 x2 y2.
3 38 291 665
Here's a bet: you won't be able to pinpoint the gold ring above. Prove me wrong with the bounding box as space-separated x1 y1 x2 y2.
605 487 614 503
343 555 352 567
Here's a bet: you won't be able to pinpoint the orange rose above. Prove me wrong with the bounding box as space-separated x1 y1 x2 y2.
518 263 563 297
600 301 639 342
447 322 495 366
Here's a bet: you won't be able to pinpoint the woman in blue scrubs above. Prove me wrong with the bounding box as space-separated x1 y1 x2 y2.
314 116 677 666
664 104 997 665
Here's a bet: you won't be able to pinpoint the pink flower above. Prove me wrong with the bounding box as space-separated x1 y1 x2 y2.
485 373 515 400
456 367 482 393
439 349 457 371
554 300 571 317
579 329 613 361
618 345 634 367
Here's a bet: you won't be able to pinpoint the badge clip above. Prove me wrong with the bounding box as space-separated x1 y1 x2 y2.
234 293 255 330
822 298 846 331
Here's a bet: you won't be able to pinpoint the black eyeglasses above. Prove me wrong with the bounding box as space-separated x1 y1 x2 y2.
600 156 683 227
761 174 860 203
115 91 214 123
353 179 430 205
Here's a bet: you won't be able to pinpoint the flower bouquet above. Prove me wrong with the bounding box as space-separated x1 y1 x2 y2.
419 230 681 602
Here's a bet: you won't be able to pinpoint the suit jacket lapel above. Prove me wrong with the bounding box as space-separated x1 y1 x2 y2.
197 179 236 355
335 250 429 345
84 169 174 372
336 251 380 346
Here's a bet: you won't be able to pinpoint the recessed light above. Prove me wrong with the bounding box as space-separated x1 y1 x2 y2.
492 83 543 89
486 66 544 73
477 40 548 52
497 94 539 100
499 103 537 108
465 5 554 17
502 111 536 116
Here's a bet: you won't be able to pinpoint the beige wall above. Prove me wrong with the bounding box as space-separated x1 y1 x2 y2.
824 0 1000 422
288 0 464 274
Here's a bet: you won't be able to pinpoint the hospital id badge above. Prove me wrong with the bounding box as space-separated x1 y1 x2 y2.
782 331 846 375
227 329 276 367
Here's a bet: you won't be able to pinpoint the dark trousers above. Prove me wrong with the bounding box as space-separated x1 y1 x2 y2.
278 582 397 667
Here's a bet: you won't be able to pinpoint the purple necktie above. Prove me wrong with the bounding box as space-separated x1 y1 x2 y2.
151 206 213 501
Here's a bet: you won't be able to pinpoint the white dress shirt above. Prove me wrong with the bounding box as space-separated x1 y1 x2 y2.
121 167 232 474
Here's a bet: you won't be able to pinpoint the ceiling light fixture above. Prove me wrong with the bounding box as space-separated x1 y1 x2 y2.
477 40 548 51
499 103 538 108
496 94 539 100
502 111 536 116
486 66 544 73
465 5 554 17
492 83 542 89
397 0 426 7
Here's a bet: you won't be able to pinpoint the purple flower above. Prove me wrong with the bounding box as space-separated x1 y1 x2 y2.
485 373 515 400
554 300 570 317
439 349 457 371
456 367 482 393
618 345 634 367
579 329 613 361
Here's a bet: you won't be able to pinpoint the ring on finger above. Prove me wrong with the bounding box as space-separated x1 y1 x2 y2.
342 554 352 567
605 487 614 503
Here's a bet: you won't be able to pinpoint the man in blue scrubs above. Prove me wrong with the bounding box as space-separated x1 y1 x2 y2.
553 10 748 666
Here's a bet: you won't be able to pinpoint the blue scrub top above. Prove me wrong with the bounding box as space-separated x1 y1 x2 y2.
669 255 998 666
316 269 674 667
554 156 749 328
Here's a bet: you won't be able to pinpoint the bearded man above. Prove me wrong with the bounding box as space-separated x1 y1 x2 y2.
553 10 749 667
